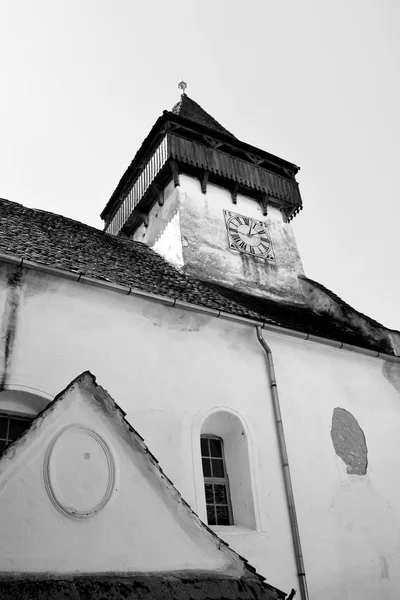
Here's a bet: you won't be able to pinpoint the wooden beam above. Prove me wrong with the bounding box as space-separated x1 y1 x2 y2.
260 192 269 216
169 159 180 187
139 212 149 227
231 182 240 205
202 135 223 149
244 152 263 166
150 183 164 206
200 170 209 194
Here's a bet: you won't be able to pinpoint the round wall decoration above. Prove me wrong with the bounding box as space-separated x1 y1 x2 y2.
43 425 115 520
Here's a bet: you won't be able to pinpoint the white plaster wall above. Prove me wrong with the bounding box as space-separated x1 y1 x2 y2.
178 175 305 305
152 210 184 268
266 333 400 600
132 180 180 247
0 382 247 575
1 265 400 597
133 175 305 305
0 266 296 590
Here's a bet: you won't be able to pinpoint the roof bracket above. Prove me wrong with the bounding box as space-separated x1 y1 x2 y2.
260 192 269 216
245 151 263 166
150 183 164 206
200 170 209 194
139 212 149 227
169 159 180 187
231 182 240 205
202 135 223 149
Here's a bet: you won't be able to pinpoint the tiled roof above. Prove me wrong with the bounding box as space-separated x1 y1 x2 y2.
0 198 395 355
0 574 285 599
172 94 236 138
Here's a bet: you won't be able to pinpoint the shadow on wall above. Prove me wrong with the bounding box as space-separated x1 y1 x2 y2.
0 390 49 417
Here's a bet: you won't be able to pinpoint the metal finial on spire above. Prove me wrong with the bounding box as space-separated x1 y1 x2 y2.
178 80 187 95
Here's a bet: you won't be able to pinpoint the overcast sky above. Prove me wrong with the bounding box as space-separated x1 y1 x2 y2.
1 0 399 328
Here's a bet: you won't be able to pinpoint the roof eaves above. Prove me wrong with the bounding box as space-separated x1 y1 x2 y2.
100 112 169 221
165 111 300 174
101 109 301 225
300 275 400 334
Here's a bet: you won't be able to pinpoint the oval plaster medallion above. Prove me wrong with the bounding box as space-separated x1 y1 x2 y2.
44 425 115 520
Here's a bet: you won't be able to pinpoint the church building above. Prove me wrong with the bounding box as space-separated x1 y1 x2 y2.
0 87 400 600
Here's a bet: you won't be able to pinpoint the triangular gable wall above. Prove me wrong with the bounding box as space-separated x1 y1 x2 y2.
0 372 262 580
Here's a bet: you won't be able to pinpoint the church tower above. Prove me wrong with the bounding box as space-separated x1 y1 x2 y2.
101 86 305 306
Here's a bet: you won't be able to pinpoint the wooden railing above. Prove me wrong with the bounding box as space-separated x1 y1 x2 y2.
105 136 168 235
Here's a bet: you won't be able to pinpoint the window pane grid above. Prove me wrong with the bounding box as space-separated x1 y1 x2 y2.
0 416 31 452
201 435 233 526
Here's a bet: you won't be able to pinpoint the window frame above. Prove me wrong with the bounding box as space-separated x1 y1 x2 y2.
201 434 234 526
0 413 32 451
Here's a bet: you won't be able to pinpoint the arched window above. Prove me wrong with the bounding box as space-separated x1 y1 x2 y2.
201 435 233 526
0 389 49 451
200 411 256 529
0 414 32 451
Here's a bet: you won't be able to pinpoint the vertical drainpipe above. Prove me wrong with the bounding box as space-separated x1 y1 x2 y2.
256 326 309 600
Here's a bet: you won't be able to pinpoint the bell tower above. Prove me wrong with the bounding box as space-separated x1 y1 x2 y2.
101 86 306 306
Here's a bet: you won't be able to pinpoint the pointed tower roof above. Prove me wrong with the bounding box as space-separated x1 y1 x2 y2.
171 94 236 138
101 91 303 234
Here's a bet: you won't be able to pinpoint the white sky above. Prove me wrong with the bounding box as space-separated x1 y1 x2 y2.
1 0 399 328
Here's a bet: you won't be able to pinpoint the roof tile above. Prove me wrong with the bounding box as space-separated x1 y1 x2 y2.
171 94 236 137
0 575 285 599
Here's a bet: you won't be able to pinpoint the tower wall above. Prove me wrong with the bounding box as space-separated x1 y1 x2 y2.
135 174 305 305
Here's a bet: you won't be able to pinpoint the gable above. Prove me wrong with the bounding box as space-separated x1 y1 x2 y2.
0 372 260 579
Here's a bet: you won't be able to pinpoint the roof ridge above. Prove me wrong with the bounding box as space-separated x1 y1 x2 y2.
299 275 398 332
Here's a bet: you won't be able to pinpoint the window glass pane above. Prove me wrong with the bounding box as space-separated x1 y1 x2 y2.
209 438 222 458
205 484 214 504
0 439 7 452
216 505 230 526
207 504 216 526
201 435 232 526
0 417 8 439
211 458 225 478
8 419 31 440
214 484 227 505
200 437 209 457
202 457 211 478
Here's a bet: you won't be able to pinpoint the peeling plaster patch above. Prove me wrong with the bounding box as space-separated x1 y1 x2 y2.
382 361 400 394
380 556 390 580
331 408 368 475
0 266 23 391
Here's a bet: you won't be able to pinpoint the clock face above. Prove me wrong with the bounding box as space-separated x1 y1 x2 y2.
224 210 275 260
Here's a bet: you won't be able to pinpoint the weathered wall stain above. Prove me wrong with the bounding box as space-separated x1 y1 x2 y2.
331 408 368 475
380 555 390 580
382 361 400 394
0 266 23 391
